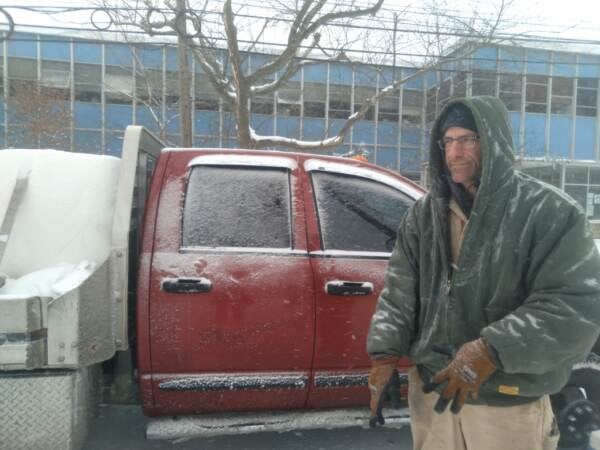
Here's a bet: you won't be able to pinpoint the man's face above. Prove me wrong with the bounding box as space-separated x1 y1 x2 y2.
442 126 482 188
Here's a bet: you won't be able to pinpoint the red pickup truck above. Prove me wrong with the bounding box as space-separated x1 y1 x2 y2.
136 147 424 416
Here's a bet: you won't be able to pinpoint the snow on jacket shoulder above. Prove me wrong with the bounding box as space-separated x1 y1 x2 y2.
367 96 600 402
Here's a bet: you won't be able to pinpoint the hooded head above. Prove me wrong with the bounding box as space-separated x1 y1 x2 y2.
440 103 478 137
429 97 516 215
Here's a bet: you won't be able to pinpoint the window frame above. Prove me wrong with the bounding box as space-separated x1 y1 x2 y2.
305 159 421 257
181 155 298 252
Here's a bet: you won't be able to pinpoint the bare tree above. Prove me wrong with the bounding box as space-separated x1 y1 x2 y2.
6 80 72 149
96 0 511 151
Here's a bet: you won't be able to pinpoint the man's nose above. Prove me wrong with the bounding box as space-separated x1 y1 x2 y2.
446 141 465 156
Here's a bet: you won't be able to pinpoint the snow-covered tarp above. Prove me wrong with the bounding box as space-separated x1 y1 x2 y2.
0 149 120 298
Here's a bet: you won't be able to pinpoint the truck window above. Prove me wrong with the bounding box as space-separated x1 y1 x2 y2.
311 171 413 252
183 166 292 248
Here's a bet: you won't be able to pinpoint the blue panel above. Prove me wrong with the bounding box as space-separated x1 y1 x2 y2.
524 113 546 157
222 113 237 137
527 50 550 75
353 121 375 144
553 52 576 77
106 132 124 156
579 55 600 79
380 66 401 86
0 127 4 147
250 114 273 135
549 116 571 158
378 122 398 146
328 118 351 142
376 147 398 171
195 110 221 135
509 112 521 149
403 69 423 89
329 62 353 86
575 117 596 160
276 116 301 138
135 106 160 132
74 130 102 154
42 38 70 61
8 33 36 58
166 46 178 71
194 135 220 147
106 104 133 130
355 66 378 87
473 47 497 71
303 63 327 83
400 147 421 172
106 43 133 67
0 100 4 123
426 70 438 88
250 53 271 71
401 127 421 147
74 42 101 64
165 107 179 133
303 117 326 140
74 102 102 129
223 138 238 149
138 45 163 70
499 46 525 73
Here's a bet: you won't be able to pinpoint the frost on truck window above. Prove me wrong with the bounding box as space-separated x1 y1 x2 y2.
183 166 292 248
311 171 413 252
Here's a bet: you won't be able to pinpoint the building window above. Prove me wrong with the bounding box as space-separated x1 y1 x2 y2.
106 66 133 105
136 69 162 106
354 85 376 121
499 73 522 112
472 70 496 96
378 94 399 122
525 75 548 113
277 83 301 116
452 72 468 98
251 94 274 115
438 77 452 108
328 84 351 119
576 77 598 117
402 89 423 126
304 82 326 118
551 77 574 114
194 73 219 111
75 63 101 102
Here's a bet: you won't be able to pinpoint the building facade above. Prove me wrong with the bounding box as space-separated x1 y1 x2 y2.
3 31 600 218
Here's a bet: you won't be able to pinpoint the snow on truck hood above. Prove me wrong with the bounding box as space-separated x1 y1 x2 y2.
0 149 120 298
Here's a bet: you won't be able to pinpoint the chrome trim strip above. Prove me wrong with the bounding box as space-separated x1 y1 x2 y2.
313 372 408 389
158 374 309 391
187 154 298 170
180 247 308 257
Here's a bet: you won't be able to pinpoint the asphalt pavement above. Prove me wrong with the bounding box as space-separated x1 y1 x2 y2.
82 404 413 450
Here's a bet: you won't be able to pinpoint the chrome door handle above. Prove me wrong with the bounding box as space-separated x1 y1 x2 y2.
161 277 212 294
325 280 374 296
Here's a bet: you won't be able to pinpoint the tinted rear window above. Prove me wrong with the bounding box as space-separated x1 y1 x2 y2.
183 166 292 248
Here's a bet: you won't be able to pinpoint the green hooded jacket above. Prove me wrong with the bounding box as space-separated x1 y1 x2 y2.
367 96 600 404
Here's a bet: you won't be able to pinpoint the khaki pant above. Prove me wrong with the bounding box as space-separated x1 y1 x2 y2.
408 367 559 450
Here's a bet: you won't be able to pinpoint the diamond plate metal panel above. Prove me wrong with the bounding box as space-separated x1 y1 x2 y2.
0 366 97 450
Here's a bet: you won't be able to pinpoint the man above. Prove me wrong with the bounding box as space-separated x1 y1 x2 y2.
367 96 600 450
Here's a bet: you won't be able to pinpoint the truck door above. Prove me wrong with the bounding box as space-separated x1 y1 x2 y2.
142 152 315 415
302 159 420 408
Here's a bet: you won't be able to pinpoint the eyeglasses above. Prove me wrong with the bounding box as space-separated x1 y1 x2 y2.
437 135 480 150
